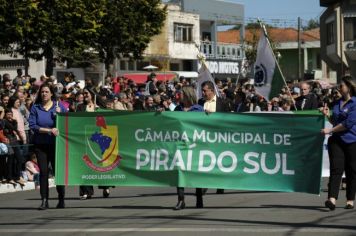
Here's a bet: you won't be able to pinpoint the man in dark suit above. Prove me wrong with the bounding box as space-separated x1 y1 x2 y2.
235 91 248 112
201 81 229 113
200 81 229 197
295 82 319 110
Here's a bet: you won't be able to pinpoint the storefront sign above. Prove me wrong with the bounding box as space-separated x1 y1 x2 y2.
200 61 240 74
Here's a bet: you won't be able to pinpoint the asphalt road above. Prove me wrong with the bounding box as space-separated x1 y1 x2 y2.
0 179 355 236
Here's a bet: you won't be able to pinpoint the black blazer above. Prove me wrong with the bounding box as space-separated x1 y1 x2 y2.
295 93 319 110
216 97 229 112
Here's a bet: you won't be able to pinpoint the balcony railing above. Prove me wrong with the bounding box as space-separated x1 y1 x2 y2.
200 41 244 60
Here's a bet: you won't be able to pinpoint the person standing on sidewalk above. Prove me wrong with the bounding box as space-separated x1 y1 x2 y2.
321 76 356 210
29 83 67 210
2 108 25 186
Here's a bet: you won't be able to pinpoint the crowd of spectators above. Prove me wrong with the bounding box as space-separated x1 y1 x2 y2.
0 69 340 188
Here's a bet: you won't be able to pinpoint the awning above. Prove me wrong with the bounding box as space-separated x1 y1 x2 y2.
123 73 176 84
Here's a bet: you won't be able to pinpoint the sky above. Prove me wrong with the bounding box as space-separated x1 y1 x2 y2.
230 0 325 27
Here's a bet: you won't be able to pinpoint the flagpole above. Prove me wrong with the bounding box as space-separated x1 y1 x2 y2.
194 43 221 98
257 20 297 110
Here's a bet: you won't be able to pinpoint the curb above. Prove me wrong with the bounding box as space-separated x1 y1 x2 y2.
0 178 55 194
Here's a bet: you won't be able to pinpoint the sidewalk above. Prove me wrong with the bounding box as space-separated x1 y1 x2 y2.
0 178 55 194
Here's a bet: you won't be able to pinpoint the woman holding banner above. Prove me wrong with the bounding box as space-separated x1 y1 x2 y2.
29 83 67 210
321 76 356 210
76 88 112 198
173 86 204 210
76 88 96 199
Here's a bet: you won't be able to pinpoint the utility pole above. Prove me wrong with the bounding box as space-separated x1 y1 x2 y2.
297 17 302 80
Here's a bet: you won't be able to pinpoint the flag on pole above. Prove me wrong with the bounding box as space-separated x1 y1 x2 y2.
196 61 220 99
254 28 284 100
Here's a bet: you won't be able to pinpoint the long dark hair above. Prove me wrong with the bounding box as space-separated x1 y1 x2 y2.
34 83 56 104
83 88 95 105
341 76 356 97
7 95 20 109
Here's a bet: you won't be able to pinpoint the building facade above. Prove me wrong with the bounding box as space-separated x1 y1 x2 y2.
0 54 45 80
218 27 336 83
118 0 245 80
320 0 356 80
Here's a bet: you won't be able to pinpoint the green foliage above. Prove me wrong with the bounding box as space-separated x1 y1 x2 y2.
244 27 260 64
245 22 262 29
302 18 320 30
0 0 106 75
95 0 167 69
244 23 279 65
0 0 166 75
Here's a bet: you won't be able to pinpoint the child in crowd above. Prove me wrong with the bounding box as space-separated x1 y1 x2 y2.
25 153 40 189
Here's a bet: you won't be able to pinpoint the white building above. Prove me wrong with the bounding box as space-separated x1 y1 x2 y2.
119 0 245 80
0 54 45 80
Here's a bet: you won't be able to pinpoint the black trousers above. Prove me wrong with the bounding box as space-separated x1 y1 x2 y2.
79 185 94 196
328 135 356 201
177 187 203 203
0 155 7 180
34 144 65 200
7 144 23 181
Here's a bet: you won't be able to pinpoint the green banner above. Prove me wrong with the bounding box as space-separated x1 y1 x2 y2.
56 111 325 194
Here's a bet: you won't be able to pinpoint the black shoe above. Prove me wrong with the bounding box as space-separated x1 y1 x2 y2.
344 204 354 209
325 200 336 211
173 200 185 210
216 189 224 194
38 199 49 210
103 189 110 198
56 199 65 209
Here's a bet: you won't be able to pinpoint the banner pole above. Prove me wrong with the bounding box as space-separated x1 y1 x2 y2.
257 19 297 110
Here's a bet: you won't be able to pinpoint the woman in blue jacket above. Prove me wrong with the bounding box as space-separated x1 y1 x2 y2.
29 83 67 210
321 76 356 210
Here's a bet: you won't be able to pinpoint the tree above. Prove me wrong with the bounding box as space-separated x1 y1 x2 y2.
94 0 167 72
0 0 166 76
244 25 279 65
232 22 273 30
0 0 106 76
302 18 320 30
